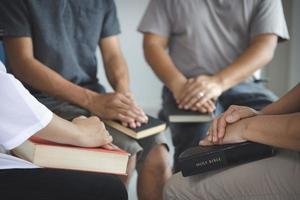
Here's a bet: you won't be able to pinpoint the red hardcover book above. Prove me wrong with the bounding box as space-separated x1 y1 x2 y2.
12 137 129 175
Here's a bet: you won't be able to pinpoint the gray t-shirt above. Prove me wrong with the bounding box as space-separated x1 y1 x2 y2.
138 0 289 77
0 0 120 97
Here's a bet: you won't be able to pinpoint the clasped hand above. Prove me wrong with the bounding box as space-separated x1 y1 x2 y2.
200 105 262 146
89 92 148 128
176 75 223 113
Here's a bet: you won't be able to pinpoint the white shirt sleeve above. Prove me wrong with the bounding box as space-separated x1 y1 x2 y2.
0 62 53 150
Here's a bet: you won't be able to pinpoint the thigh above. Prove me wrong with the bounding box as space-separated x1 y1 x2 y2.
220 82 277 111
0 168 127 200
107 126 143 157
51 101 91 121
164 150 300 200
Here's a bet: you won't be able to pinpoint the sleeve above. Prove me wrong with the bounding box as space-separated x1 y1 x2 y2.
0 67 53 150
100 0 121 39
250 0 289 42
0 0 32 39
138 0 172 37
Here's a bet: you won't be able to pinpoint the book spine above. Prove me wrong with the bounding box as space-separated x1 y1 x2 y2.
180 151 227 177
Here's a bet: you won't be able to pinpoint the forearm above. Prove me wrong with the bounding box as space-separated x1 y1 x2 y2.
215 34 277 91
144 40 186 93
242 113 300 151
262 84 300 115
10 57 94 109
103 53 130 93
35 114 82 146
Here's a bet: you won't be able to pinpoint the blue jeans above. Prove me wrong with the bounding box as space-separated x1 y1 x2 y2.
161 81 277 172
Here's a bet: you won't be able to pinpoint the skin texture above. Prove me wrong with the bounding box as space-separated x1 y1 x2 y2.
200 84 300 151
143 33 278 113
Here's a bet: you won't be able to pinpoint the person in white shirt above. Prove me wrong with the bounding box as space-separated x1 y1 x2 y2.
0 61 127 200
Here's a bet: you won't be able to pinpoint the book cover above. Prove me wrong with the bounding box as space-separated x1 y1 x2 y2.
178 141 276 177
104 115 166 139
167 104 212 123
12 137 129 175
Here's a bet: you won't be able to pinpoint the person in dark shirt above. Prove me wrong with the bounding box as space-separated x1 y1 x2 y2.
0 1 171 199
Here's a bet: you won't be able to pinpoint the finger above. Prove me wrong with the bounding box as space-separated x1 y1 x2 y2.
201 101 213 113
212 117 219 143
178 78 195 101
183 96 200 110
217 114 227 139
197 104 208 113
199 137 213 146
207 125 213 142
102 142 118 150
117 113 135 124
226 108 256 123
196 95 210 108
77 115 88 119
128 121 137 129
72 115 88 122
104 135 113 144
206 100 216 113
179 87 205 109
119 108 144 121
135 121 141 127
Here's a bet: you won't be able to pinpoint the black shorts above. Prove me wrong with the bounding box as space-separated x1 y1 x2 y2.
0 168 127 200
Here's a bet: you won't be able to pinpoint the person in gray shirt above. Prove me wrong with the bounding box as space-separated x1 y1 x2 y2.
0 0 171 199
138 0 289 173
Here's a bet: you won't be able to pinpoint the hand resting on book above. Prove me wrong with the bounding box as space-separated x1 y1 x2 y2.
204 105 261 144
37 114 117 149
199 84 300 151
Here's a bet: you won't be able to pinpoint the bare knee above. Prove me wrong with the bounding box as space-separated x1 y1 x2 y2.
144 144 171 172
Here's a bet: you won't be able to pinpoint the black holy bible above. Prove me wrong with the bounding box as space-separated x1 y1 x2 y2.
178 141 276 177
104 115 166 139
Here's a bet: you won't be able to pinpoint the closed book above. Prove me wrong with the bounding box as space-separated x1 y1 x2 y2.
12 137 129 175
168 104 212 123
178 141 276 177
104 115 166 139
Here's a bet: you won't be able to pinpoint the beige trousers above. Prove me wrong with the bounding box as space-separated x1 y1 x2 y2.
164 150 300 200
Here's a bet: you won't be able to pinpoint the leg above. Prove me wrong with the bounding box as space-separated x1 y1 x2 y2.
162 87 223 172
220 81 277 111
0 168 128 200
108 126 143 187
119 154 137 187
164 150 300 200
137 144 172 200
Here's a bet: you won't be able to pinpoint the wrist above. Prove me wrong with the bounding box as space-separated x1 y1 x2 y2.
240 117 255 141
169 76 187 96
83 89 99 111
213 74 227 92
114 79 130 94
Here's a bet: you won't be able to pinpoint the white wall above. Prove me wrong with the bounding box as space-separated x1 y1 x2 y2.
98 0 300 110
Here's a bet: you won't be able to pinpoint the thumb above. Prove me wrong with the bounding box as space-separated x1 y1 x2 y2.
199 138 213 146
225 109 255 123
